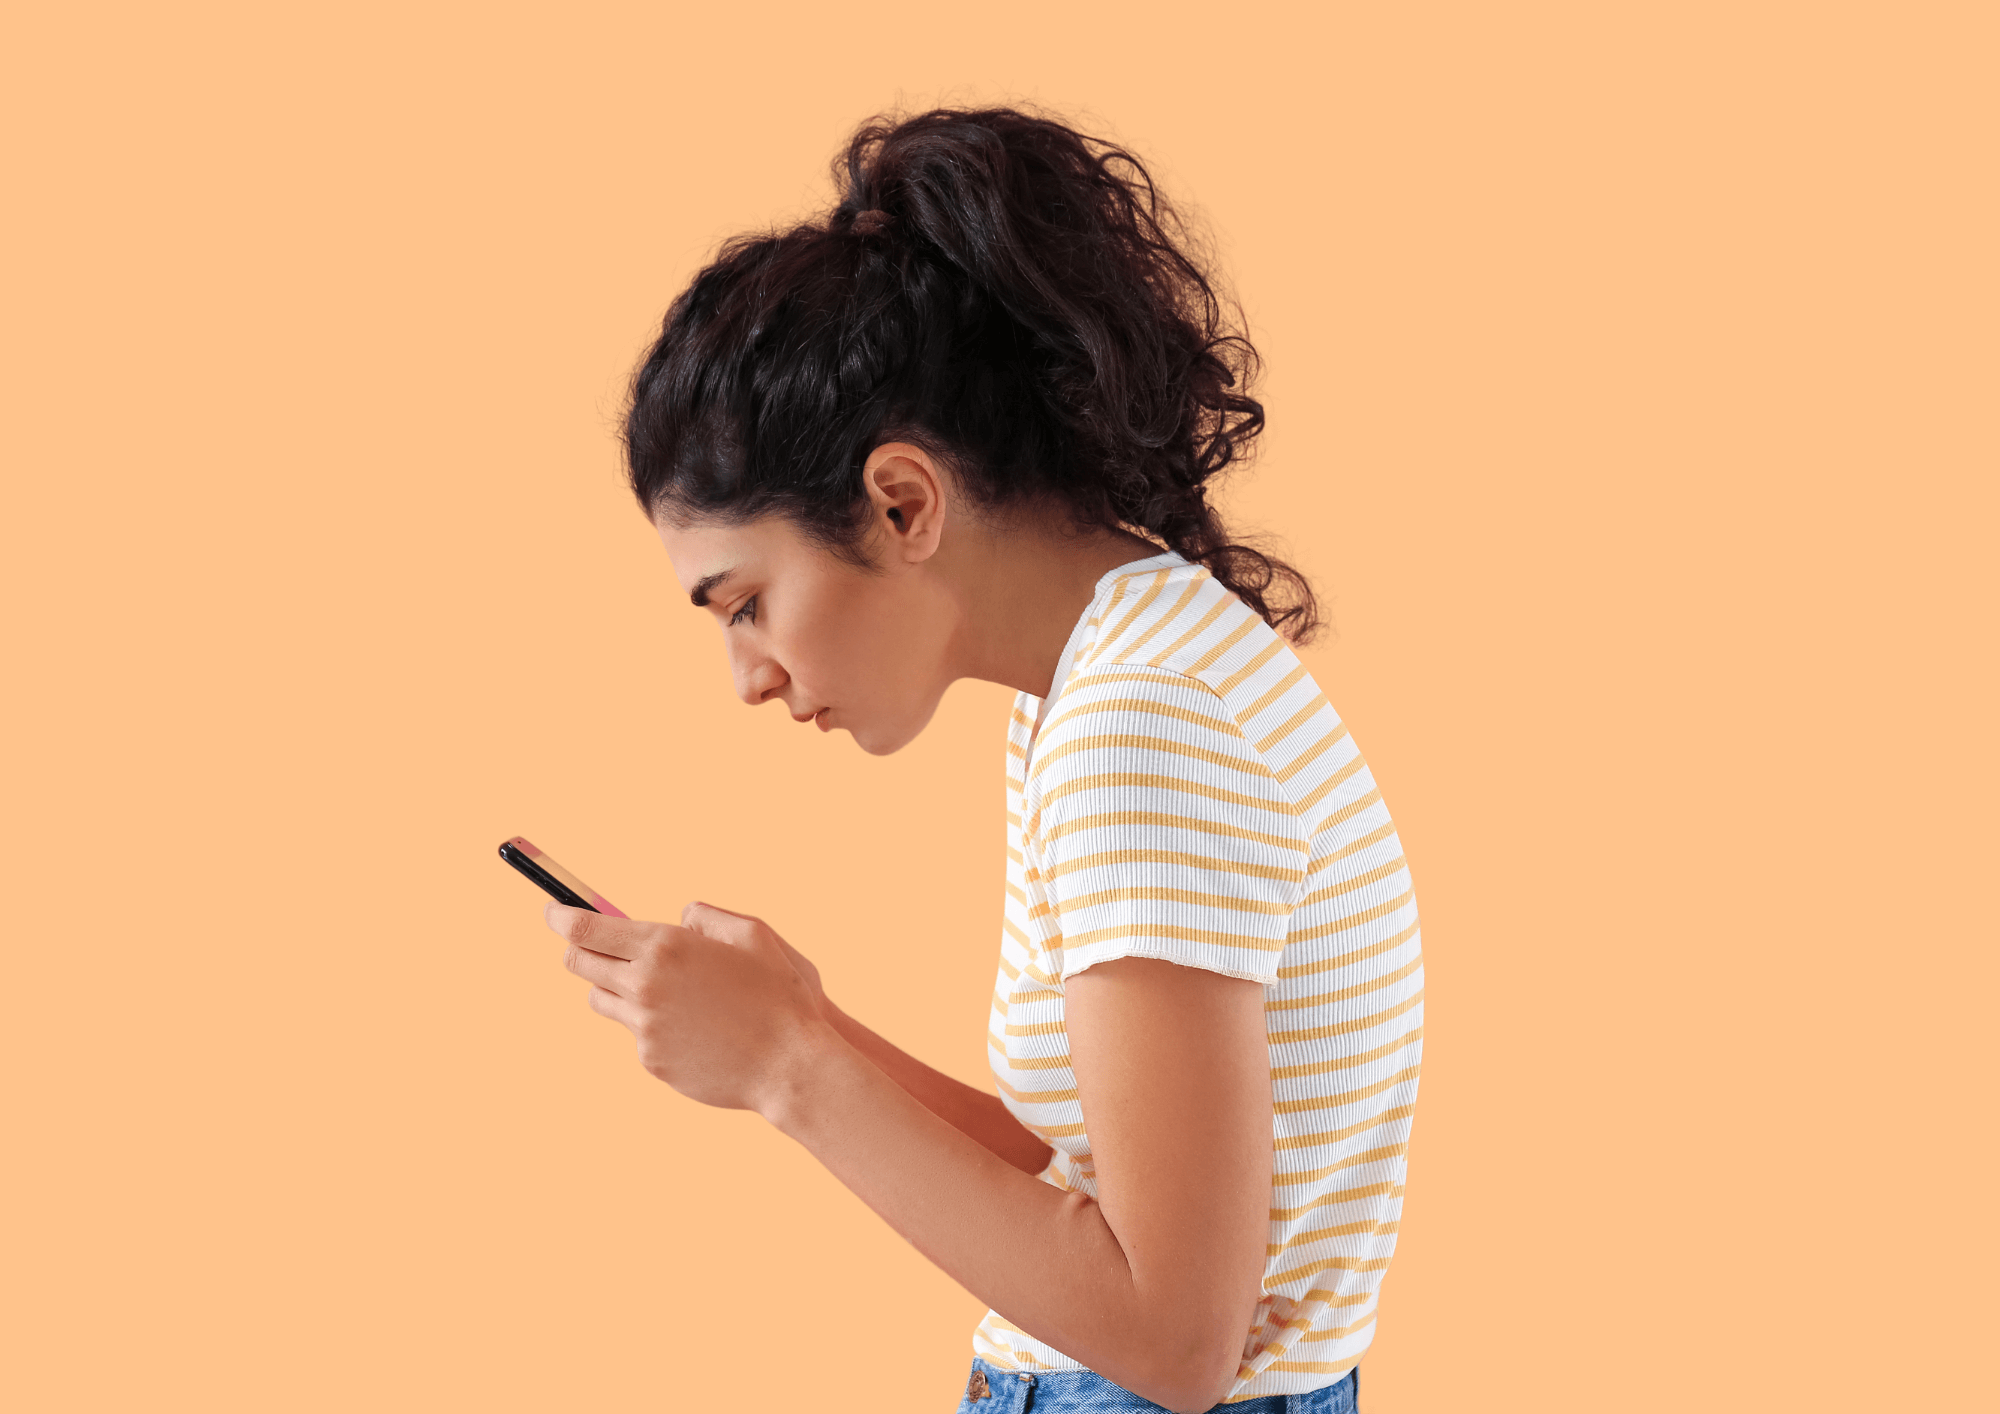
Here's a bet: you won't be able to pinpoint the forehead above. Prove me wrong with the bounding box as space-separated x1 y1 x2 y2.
652 512 821 599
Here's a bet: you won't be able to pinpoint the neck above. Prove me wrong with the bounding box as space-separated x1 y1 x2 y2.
937 514 1166 699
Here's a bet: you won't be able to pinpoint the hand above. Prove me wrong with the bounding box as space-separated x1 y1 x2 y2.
545 899 835 1115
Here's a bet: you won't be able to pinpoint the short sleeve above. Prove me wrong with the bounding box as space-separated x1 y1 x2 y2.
1022 664 1309 987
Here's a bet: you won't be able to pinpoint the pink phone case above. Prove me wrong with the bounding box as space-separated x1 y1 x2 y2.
502 836 628 917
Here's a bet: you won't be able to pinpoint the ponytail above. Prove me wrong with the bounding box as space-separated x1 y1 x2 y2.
625 105 1319 642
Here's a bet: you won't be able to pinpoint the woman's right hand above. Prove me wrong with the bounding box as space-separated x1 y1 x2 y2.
685 900 837 1024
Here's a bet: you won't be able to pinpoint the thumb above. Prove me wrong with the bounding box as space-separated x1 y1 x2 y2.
680 900 761 945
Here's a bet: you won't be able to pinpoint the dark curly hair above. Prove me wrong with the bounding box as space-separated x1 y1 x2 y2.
623 105 1319 642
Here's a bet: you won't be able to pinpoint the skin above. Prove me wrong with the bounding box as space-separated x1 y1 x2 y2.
544 443 1273 1412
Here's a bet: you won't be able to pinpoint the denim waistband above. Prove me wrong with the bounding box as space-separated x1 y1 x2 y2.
951 1356 1359 1413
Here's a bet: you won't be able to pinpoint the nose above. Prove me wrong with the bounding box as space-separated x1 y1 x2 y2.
730 642 789 708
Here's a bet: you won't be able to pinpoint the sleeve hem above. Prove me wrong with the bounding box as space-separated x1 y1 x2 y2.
1059 945 1280 988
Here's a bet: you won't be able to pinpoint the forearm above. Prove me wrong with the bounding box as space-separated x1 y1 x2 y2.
822 1000 1054 1176
763 1023 1227 1414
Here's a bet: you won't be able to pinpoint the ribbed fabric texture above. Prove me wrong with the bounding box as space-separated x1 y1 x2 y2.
973 551 1423 1401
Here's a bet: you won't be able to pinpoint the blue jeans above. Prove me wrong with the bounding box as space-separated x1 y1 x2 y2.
951 1357 1359 1413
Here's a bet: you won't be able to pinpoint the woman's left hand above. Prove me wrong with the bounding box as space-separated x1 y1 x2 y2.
545 900 833 1114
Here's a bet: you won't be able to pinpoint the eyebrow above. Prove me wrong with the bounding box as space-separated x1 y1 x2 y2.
689 568 736 608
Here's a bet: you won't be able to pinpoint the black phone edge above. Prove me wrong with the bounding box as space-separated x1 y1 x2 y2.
497 841 601 912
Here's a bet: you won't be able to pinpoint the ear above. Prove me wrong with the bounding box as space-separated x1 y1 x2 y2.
859 442 948 565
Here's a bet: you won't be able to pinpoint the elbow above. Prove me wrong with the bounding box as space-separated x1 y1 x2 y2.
1128 1333 1243 1414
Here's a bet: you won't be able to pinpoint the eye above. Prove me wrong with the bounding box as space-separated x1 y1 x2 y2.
728 594 758 627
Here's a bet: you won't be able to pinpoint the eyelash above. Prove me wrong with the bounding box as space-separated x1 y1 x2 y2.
729 595 758 627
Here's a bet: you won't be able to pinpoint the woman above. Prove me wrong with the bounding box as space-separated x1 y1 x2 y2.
545 107 1421 1413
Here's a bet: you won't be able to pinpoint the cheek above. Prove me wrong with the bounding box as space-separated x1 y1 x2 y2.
791 585 925 704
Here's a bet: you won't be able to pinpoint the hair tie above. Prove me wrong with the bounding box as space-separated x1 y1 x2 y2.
850 208 892 237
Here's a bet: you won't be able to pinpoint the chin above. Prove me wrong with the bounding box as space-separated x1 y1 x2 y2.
848 698 943 756
852 724 914 756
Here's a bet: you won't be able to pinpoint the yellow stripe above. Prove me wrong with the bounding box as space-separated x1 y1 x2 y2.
1270 1179 1405 1212
1060 666 1223 696
1005 1018 1068 1036
1027 731 1273 789
1083 577 1134 664
1216 636 1283 694
1295 1311 1380 1342
1187 613 1259 675
1310 785 1383 838
1275 1103 1417 1152
1270 1026 1423 1081
1242 662 1310 722
1146 595 1230 665
1034 885 1295 919
1286 890 1417 946
1296 856 1407 910
1266 1252 1394 1285
988 1035 1075 1069
1058 919 1290 954
992 1073 1079 1104
1126 576 1206 657
1033 771 1300 823
1275 723 1353 784
1268 1220 1398 1256
1296 752 1368 812
1287 1286 1382 1309
1265 957 1423 1013
1039 694 1236 740
1046 846 1306 886
1272 1065 1423 1117
1262 1304 1378 1337
1276 919 1421 981
1269 990 1423 1045
1264 1360 1363 1376
1269 1143 1408 1192
1008 985 1062 1004
1010 706 1035 730
1085 567 1172 663
1306 820 1397 871
1041 809 1307 854
1255 697 1331 754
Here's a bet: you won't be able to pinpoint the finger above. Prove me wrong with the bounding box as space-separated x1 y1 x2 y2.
680 900 760 945
584 985 642 1030
563 939 631 995
545 902 644 960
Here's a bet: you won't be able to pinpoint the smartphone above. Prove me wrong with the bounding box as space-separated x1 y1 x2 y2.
497 836 629 917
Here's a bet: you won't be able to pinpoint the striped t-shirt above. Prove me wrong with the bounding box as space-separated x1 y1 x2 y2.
973 549 1423 1401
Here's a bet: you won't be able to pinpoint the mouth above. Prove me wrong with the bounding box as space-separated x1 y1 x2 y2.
793 707 832 730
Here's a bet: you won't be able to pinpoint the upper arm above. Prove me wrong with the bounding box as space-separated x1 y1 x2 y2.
1024 664 1302 1403
1064 955 1272 1401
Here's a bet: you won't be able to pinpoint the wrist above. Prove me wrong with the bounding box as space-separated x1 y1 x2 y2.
758 1015 859 1133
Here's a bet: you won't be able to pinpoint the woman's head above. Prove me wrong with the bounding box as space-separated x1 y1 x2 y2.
625 105 1319 749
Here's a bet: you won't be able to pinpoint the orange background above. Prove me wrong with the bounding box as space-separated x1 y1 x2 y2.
4 4 1992 1410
